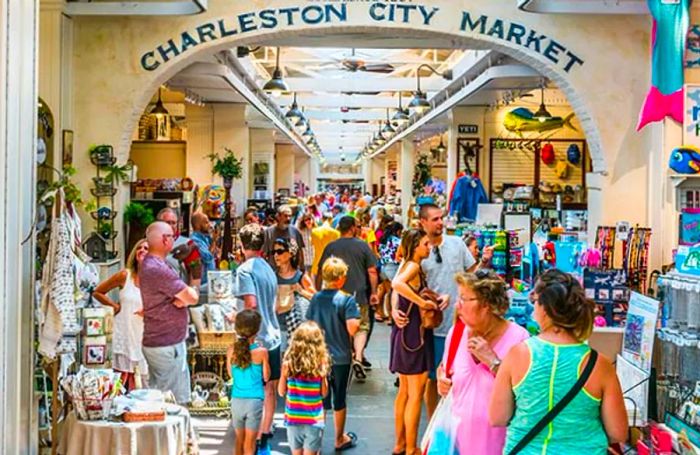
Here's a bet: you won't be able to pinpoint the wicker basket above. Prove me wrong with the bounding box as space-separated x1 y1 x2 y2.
123 411 166 423
197 331 235 350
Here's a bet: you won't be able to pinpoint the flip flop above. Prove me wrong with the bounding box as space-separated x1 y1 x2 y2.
335 432 358 451
352 361 366 382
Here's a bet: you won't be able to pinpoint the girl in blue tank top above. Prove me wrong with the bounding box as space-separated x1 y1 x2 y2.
226 310 270 455
489 270 628 455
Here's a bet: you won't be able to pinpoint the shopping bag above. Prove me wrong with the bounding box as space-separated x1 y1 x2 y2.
420 391 459 455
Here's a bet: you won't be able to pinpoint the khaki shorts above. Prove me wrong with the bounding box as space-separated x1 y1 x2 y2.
359 303 370 333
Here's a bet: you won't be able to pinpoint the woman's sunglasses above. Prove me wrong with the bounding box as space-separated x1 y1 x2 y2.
273 249 288 255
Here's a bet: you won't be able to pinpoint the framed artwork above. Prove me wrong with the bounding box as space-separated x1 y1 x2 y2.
85 344 106 365
457 138 480 175
62 129 74 166
85 316 105 336
278 188 290 197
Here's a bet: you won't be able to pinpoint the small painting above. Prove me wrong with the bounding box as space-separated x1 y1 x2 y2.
62 130 74 166
85 317 105 336
85 345 106 365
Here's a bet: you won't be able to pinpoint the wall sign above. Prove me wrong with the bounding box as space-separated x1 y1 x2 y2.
139 3 585 74
458 124 478 135
684 84 700 147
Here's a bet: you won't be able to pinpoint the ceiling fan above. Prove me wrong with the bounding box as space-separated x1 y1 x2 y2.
326 49 395 74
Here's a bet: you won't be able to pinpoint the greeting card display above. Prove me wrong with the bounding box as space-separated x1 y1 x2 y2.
622 292 660 373
584 269 630 326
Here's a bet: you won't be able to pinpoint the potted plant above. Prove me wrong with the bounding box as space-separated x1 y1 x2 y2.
207 148 243 188
89 144 114 166
123 202 155 253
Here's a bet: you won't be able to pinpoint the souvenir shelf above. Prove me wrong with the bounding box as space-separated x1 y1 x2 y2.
85 145 118 261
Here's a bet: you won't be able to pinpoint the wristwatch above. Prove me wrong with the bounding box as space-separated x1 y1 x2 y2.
489 357 502 373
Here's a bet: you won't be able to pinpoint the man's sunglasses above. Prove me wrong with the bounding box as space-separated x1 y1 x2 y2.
432 246 443 264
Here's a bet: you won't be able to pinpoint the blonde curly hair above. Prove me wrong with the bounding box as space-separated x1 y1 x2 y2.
283 321 331 378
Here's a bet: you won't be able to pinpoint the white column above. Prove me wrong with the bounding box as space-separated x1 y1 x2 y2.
446 123 458 188
0 0 38 452
400 140 415 225
310 159 319 193
363 160 372 194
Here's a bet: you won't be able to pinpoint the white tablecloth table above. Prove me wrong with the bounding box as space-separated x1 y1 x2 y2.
57 407 198 455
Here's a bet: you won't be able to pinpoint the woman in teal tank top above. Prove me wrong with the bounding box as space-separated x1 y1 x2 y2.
489 270 628 454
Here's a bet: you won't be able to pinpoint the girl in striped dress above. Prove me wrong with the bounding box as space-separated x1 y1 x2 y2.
278 321 330 455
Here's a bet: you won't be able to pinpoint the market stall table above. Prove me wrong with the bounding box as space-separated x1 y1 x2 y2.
57 406 198 455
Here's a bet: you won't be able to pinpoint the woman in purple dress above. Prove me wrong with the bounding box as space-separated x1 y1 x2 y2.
390 228 438 455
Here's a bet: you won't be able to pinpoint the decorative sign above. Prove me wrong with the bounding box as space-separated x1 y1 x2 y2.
680 210 700 245
458 124 479 135
615 221 630 241
139 4 584 74
622 292 659 373
684 84 700 147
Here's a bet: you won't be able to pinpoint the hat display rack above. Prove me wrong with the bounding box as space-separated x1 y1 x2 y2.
488 137 588 209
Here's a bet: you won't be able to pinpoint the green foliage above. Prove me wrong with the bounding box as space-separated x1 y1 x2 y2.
42 165 84 206
97 221 113 237
103 163 132 185
412 153 432 196
123 202 155 228
207 148 243 180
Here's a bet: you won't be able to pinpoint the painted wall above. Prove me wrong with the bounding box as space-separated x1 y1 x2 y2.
275 143 296 192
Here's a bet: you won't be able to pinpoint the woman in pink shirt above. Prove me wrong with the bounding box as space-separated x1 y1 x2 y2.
436 270 529 455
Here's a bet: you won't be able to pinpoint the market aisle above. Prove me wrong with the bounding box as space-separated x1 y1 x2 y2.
194 323 428 454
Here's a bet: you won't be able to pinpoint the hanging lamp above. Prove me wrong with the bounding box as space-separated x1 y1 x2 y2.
263 47 289 96
409 64 452 114
285 92 303 123
392 92 410 126
534 82 552 123
382 109 396 135
435 134 447 155
150 87 169 117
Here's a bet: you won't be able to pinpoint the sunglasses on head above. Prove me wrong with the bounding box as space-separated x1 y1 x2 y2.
475 269 491 279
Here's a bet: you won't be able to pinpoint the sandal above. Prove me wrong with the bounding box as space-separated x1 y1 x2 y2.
352 360 367 382
336 432 358 451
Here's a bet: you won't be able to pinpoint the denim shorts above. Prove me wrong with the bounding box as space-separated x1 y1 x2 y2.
287 424 324 451
230 397 264 430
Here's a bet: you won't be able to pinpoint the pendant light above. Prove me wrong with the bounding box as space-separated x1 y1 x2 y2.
409 64 452 114
263 47 289 96
150 86 169 117
392 92 410 126
302 121 313 140
382 109 396 135
534 82 552 123
435 134 447 155
285 92 303 123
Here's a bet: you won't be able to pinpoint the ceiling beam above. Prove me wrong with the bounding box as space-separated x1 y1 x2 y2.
275 76 452 92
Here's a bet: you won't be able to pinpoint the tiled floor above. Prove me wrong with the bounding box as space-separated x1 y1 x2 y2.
193 323 428 454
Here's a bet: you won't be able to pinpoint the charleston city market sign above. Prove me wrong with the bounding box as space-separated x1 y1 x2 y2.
139 2 585 74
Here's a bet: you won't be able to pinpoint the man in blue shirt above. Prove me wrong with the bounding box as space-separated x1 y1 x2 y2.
235 223 280 450
189 212 217 286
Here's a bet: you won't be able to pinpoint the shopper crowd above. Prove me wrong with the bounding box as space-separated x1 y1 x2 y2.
94 187 627 455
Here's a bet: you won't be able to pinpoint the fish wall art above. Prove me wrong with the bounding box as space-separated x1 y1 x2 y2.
669 146 700 174
503 107 577 135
